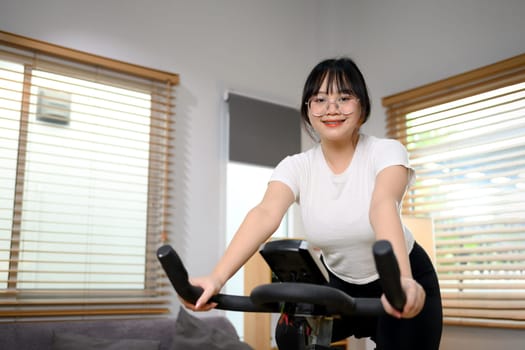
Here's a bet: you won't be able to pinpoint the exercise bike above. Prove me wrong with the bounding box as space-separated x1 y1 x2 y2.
157 239 406 350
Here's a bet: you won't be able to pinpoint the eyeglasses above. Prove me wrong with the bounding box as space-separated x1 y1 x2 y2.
306 93 359 117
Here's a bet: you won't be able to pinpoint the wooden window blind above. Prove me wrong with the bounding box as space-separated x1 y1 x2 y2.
383 53 525 329
0 31 178 321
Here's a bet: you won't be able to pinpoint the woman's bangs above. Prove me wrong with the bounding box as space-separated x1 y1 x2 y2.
325 70 354 95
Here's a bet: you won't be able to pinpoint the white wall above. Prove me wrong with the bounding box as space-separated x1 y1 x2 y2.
1 0 524 348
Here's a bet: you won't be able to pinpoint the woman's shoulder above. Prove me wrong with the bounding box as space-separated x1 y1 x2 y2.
361 133 401 145
273 144 321 179
361 134 406 153
280 143 320 164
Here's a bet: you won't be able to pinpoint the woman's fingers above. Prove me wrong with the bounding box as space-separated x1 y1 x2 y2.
178 276 221 312
179 292 217 311
381 294 402 318
400 277 425 318
195 288 218 310
381 277 426 319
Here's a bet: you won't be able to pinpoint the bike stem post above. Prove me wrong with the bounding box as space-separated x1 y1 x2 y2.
306 316 333 349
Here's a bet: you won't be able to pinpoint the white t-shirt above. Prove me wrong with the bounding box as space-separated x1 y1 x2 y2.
270 134 415 284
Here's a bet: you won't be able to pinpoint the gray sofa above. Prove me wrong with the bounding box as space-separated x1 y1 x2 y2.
1 308 252 350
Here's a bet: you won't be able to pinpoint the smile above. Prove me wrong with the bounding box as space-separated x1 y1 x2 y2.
322 119 346 127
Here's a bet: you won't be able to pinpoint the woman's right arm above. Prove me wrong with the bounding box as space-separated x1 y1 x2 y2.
185 180 295 311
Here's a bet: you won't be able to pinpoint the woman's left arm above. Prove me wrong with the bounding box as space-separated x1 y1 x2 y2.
369 165 425 319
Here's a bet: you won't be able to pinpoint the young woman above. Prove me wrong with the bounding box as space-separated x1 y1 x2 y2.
183 57 442 350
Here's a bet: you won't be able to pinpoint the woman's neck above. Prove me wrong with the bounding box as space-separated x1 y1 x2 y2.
320 133 360 174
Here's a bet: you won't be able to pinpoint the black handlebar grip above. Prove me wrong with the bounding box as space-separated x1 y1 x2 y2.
156 245 279 313
372 240 406 312
156 245 204 304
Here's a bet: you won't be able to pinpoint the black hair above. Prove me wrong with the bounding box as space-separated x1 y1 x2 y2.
300 57 371 136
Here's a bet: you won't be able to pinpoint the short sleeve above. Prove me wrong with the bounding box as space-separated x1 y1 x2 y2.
269 155 301 200
374 139 415 186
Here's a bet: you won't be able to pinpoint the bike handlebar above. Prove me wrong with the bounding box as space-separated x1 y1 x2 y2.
156 240 406 317
156 244 278 313
373 240 407 311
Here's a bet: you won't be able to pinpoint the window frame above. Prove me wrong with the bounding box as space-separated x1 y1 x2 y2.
383 53 525 329
0 30 178 320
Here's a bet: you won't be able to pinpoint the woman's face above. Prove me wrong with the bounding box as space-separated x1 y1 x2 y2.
307 77 362 144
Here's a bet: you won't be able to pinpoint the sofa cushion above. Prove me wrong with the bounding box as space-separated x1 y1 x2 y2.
1 318 175 350
171 307 252 350
52 331 160 350
1 313 241 350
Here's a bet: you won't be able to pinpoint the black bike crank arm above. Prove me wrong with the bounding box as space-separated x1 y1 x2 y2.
156 245 279 313
373 240 407 312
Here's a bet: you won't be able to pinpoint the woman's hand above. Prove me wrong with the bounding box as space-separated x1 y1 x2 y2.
381 277 426 319
179 275 222 312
